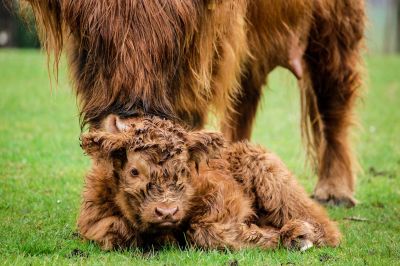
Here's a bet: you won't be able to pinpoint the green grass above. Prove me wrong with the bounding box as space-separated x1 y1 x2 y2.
1 49 399 265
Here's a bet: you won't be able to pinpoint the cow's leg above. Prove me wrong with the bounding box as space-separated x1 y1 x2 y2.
302 1 365 207
221 66 267 141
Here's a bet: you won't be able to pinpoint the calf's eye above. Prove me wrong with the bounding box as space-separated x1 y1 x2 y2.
130 168 139 177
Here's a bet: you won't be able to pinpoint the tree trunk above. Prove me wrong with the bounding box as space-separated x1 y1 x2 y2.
0 1 17 47
397 0 400 52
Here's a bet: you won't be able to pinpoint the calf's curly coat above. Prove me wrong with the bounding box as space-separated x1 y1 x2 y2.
79 116 341 250
20 0 365 206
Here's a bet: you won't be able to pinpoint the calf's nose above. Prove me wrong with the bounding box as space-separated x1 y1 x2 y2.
155 206 179 219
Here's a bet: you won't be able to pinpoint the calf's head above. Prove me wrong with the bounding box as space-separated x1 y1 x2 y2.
80 116 223 232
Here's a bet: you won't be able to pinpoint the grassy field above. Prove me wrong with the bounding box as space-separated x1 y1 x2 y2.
0 50 399 265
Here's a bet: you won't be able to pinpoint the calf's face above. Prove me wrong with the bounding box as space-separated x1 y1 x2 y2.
81 116 223 232
118 148 193 231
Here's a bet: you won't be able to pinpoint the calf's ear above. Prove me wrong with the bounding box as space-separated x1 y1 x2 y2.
100 114 137 133
80 132 127 159
187 131 224 167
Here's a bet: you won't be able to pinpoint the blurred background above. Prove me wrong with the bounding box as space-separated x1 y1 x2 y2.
1 0 399 53
0 1 39 48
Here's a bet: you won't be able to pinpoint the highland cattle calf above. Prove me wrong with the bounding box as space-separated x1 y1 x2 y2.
78 115 341 251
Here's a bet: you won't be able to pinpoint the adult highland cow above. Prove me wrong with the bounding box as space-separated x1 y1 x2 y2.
20 0 365 206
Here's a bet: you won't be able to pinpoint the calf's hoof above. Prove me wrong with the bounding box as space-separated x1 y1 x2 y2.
280 220 315 251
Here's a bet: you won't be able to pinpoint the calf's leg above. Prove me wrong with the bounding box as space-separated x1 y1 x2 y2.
187 222 279 250
226 143 341 249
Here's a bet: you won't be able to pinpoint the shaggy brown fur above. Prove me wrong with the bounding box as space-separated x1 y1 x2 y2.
78 115 341 251
20 0 365 206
